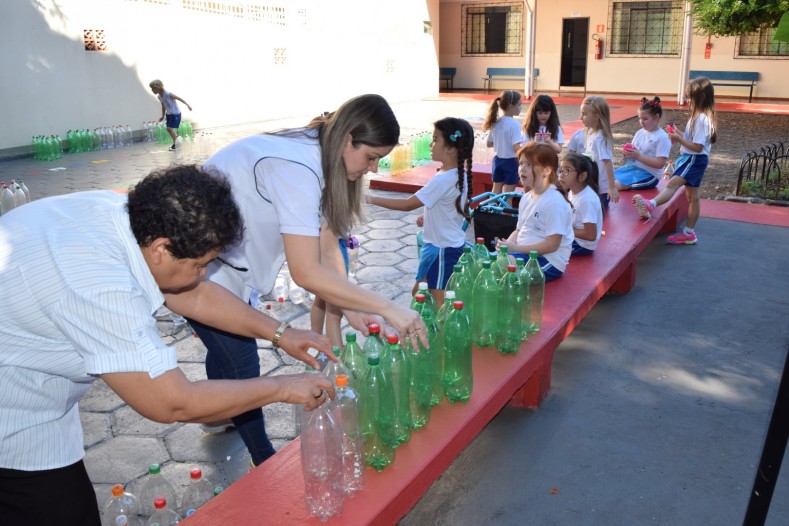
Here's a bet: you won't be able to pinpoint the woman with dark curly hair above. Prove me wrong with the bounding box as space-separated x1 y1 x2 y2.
0 165 332 526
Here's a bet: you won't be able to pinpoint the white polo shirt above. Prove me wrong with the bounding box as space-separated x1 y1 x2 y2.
516 185 574 272
415 167 468 248
0 191 173 470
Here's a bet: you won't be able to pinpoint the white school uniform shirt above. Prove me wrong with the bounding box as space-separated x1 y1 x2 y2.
489 116 522 159
569 185 604 251
203 132 324 302
631 128 672 178
585 130 613 195
158 90 181 115
566 128 585 153
415 167 468 248
0 191 173 470
681 113 714 156
516 185 573 272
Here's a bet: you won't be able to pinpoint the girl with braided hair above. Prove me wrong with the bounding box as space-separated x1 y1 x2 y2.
367 117 473 305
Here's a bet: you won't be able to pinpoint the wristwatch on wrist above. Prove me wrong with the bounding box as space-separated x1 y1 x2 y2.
272 322 290 348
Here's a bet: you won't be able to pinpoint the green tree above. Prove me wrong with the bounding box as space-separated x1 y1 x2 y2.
690 0 789 37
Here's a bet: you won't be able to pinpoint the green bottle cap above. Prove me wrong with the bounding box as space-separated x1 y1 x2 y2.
148 464 161 475
500 245 508 253
529 250 538 258
463 246 471 253
332 346 341 356
482 260 491 268
516 257 525 266
346 332 357 342
367 353 380 365
453 264 462 271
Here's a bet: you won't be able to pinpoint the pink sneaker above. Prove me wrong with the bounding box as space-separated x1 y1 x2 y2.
632 194 654 220
667 231 697 245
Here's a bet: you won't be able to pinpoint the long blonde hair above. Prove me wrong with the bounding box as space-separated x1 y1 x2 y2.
582 96 614 151
686 77 717 144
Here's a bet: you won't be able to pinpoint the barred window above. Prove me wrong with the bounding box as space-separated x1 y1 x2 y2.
609 1 683 56
83 29 107 52
737 27 789 57
462 3 522 57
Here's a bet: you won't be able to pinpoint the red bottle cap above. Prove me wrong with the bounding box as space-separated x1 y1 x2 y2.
154 496 167 509
415 293 426 302
476 237 485 243
387 333 399 344
453 301 464 309
508 265 516 272
368 323 380 334
190 468 202 480
111 484 124 497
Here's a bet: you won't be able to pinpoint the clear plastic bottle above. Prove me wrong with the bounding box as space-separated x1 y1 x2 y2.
359 353 396 471
300 390 344 522
380 334 412 446
1 183 16 215
331 374 365 496
443 301 473 403
497 265 523 354
288 278 308 304
103 484 143 526
179 468 214 518
362 323 385 358
145 496 180 525
471 260 498 348
525 251 545 333
323 346 350 385
10 180 26 206
273 272 289 302
340 332 366 386
515 258 531 341
139 464 177 517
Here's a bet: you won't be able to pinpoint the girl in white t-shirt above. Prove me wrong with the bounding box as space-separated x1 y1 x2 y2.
368 117 472 305
483 90 523 195
615 97 672 191
522 94 564 154
580 96 618 207
496 142 573 282
633 78 717 245
559 152 604 255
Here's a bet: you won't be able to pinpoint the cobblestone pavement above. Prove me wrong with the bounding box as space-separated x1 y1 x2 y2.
0 96 488 512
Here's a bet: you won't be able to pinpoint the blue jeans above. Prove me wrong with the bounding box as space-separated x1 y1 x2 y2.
187 318 275 466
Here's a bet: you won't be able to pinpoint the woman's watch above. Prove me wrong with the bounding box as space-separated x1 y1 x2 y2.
272 322 290 348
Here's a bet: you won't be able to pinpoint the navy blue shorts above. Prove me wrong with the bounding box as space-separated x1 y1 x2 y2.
416 243 464 289
673 153 708 187
166 113 182 129
492 156 519 185
571 240 594 256
508 251 564 282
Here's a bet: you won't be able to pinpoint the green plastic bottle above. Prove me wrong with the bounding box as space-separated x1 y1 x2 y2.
471 260 498 348
380 334 412 446
493 245 510 282
362 323 385 357
471 237 490 279
442 301 473 403
359 353 396 471
412 282 437 317
408 294 432 430
515 258 531 341
446 264 471 306
341 332 367 386
525 251 545 333
497 265 523 354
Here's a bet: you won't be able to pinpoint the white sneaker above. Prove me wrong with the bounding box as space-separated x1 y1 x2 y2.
200 419 235 434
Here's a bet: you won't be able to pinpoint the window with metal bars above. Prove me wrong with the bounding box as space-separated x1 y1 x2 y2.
462 3 522 57
737 27 789 58
609 0 683 56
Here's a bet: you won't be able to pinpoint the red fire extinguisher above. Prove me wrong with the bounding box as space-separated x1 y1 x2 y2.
593 34 603 60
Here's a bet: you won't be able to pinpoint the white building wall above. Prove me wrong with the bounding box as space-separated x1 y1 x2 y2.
0 0 440 152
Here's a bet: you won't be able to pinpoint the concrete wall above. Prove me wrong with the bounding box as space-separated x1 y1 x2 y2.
0 0 440 152
439 0 789 100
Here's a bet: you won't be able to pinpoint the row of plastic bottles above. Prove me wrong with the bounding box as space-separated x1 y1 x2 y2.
0 180 30 216
31 135 64 160
102 464 222 525
144 121 194 144
67 125 134 153
473 131 492 165
447 239 545 353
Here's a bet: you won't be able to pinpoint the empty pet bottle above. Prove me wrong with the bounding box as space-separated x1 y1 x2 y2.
331 374 365 496
272 272 289 302
145 497 180 525
493 245 510 281
446 264 472 307
288 278 308 304
458 246 476 277
362 323 385 358
409 295 433 429
497 265 523 354
340 332 366 386
420 293 443 407
300 396 344 522
323 346 350 386
525 251 545 333
516 258 531 341
179 468 214 518
471 260 498 348
380 334 412 446
139 464 177 516
443 301 473 403
471 237 490 278
103 484 142 526
359 353 396 471
1 183 15 215
411 282 437 317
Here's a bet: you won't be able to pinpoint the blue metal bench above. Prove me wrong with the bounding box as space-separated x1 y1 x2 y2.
439 67 457 91
483 67 539 93
689 70 759 102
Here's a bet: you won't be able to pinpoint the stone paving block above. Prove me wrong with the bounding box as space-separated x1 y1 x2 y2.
263 402 299 439
363 238 405 253
179 362 208 383
81 411 112 448
358 250 404 267
397 258 421 274
259 347 284 375
365 228 409 240
356 264 405 283
164 423 246 464
368 218 407 230
85 435 170 485
174 334 207 363
113 405 182 438
79 378 126 412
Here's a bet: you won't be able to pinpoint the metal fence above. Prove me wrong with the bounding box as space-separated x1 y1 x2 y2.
737 141 789 201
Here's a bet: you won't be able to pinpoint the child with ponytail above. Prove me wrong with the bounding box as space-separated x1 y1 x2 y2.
614 96 672 191
559 152 604 255
483 90 523 195
367 117 473 304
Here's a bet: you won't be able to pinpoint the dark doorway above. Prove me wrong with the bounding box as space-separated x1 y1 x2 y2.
485 10 507 54
560 18 589 87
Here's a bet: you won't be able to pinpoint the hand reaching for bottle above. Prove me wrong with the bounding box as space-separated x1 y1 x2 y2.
278 327 334 369
278 373 335 411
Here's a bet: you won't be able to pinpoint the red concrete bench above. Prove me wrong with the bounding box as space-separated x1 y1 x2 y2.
186 183 688 526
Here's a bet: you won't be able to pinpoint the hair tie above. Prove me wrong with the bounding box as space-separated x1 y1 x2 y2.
495 97 501 102
449 130 462 142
